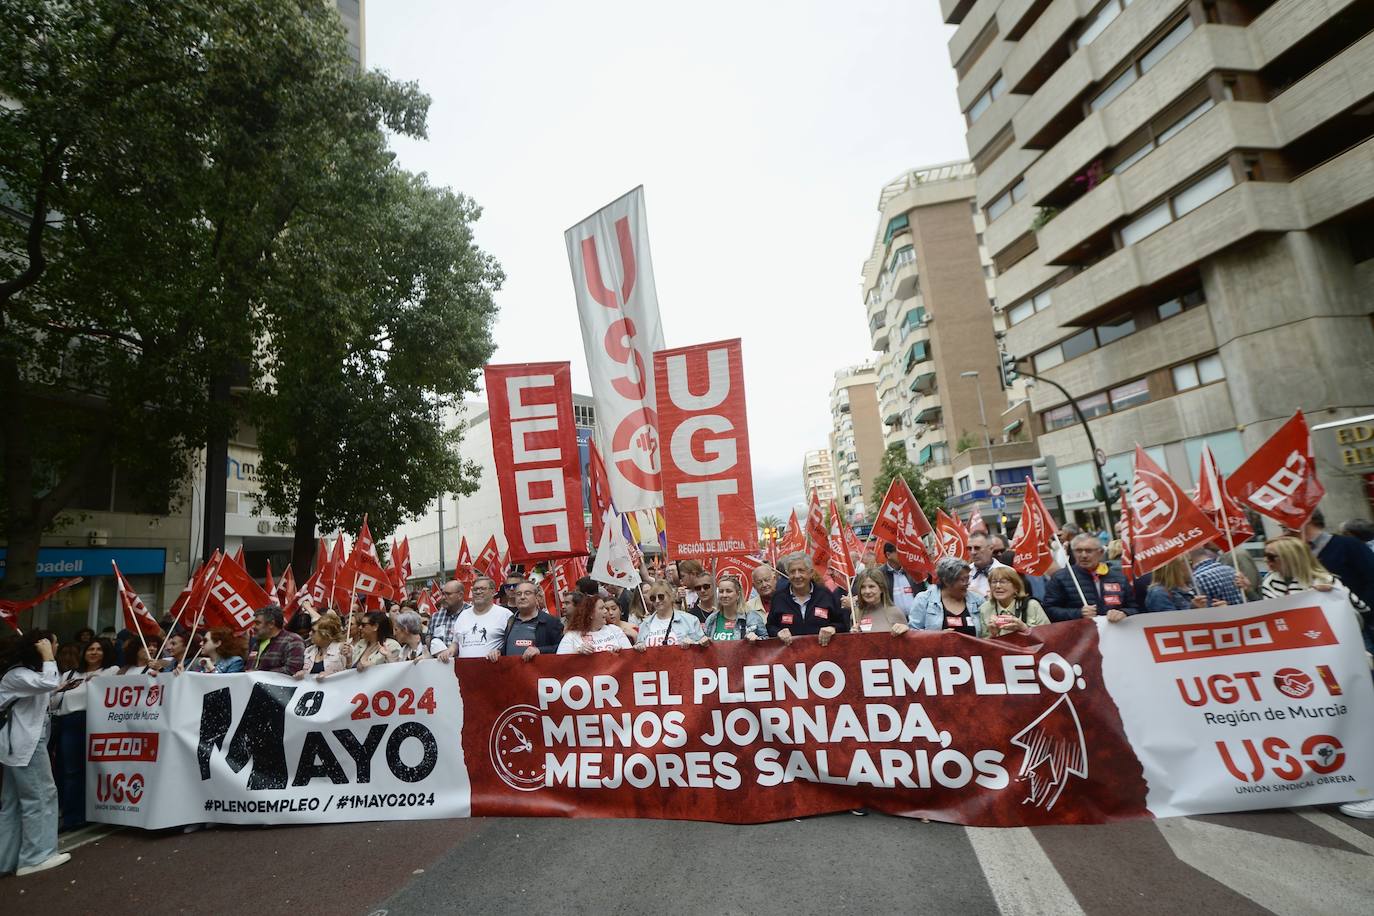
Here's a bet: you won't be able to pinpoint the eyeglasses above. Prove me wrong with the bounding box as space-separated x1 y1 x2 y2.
688 584 712 592
647 594 668 602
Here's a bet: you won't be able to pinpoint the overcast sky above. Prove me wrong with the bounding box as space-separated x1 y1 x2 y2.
368 1 967 521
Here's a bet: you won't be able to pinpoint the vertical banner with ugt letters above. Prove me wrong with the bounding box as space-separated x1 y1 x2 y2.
485 362 587 563
565 187 667 512
86 662 468 829
1099 591 1374 817
653 338 756 559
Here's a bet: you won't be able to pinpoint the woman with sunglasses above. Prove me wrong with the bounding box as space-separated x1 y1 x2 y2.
701 575 767 641
353 611 402 670
1261 537 1369 612
635 581 708 649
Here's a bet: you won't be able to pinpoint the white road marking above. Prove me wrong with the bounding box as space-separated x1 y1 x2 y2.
1294 809 1374 856
1157 816 1374 916
964 826 1085 916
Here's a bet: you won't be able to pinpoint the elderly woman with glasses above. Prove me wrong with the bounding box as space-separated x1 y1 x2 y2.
908 556 985 636
635 581 708 649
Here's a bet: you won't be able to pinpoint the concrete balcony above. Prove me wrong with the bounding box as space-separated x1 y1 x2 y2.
891 258 920 300
976 148 1040 210
958 38 1014 112
967 91 1026 161
950 0 1000 62
1029 306 1218 414
988 253 1060 307
943 0 978 27
1036 381 1236 463
1293 134 1374 228
1035 103 1278 265
1269 30 1374 148
985 194 1037 259
871 320 891 352
998 0 1053 40
1052 181 1301 324
1248 0 1365 66
1004 0 1095 94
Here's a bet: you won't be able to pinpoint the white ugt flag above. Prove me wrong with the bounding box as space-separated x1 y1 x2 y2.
590 509 641 589
565 187 666 511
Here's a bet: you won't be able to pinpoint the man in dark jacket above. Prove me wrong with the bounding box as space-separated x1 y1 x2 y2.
1302 509 1374 612
767 552 850 643
488 581 563 661
1043 535 1138 622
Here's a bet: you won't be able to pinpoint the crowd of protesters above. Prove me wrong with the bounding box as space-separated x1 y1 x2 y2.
4 511 1374 877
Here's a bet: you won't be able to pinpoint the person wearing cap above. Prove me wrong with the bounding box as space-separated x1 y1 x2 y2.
907 556 985 636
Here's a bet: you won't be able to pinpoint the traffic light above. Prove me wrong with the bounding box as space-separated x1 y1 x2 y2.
1030 455 1058 496
999 349 1020 387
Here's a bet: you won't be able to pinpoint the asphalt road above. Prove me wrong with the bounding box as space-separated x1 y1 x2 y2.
4 808 1373 915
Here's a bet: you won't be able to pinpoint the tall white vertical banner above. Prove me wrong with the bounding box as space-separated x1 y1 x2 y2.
565 187 666 511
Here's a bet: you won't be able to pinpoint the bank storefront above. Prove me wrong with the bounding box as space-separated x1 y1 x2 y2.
0 546 167 640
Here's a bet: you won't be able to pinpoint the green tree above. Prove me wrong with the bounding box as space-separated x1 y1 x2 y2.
250 168 502 580
0 1 429 597
870 442 948 525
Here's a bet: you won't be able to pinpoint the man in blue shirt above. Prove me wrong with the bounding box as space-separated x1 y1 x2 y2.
1190 547 1245 606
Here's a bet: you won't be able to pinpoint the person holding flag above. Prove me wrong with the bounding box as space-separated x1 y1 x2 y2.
1043 534 1138 622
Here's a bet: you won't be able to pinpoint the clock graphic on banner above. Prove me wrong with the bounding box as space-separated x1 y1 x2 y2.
489 705 546 791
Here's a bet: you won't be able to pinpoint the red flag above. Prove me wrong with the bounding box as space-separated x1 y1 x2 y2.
112 561 161 638
1011 479 1059 576
323 535 348 609
263 559 275 600
1129 446 1222 575
1196 445 1255 550
829 500 856 582
872 477 935 548
484 362 588 563
653 339 759 558
203 550 271 632
0 577 84 632
715 554 762 592
1228 411 1324 530
1119 489 1136 585
499 547 513 579
588 441 613 548
416 588 437 617
454 535 475 593
893 511 935 580
231 544 245 567
805 490 832 576
967 504 989 536
475 536 503 582
778 509 806 555
314 538 328 577
935 510 969 561
167 567 197 624
278 565 300 622
397 536 412 583
341 516 398 600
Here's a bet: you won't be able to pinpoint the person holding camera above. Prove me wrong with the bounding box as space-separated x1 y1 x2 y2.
1 630 72 877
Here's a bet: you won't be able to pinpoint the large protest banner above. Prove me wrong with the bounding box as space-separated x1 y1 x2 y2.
484 362 587 563
88 594 1373 828
565 186 666 512
653 338 757 559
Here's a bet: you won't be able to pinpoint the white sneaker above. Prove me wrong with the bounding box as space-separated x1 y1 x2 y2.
15 852 71 876
1339 799 1374 819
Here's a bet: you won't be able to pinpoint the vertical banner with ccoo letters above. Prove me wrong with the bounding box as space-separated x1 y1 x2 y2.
565 187 667 512
485 362 587 563
653 339 757 558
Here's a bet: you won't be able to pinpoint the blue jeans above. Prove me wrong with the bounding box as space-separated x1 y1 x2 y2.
51 712 87 830
1 717 59 873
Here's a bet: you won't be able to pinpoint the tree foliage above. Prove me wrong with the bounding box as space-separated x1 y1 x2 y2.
870 442 949 526
0 0 496 596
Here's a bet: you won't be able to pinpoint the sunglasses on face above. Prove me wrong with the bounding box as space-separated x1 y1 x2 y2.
648 594 668 602
688 584 712 592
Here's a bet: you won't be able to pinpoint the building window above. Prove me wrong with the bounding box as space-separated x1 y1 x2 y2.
967 73 1007 124
1172 353 1225 391
888 245 914 273
958 474 972 494
1033 346 1064 372
884 213 909 244
1113 97 1215 176
1096 313 1136 345
1172 164 1234 217
1008 287 1052 326
1061 329 1097 361
1078 392 1110 420
985 177 1026 223
1158 287 1205 320
1121 201 1171 245
1043 404 1075 431
1109 378 1150 410
1088 16 1194 113
1075 0 1133 49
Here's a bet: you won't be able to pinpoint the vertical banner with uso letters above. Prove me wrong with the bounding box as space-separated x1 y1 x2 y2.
88 594 1374 829
652 338 757 559
86 663 467 828
485 361 587 564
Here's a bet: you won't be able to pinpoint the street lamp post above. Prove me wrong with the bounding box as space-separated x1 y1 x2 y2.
961 370 1001 534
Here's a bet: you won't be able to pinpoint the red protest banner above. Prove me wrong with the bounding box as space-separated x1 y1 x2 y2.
653 339 756 558
1228 410 1325 530
1128 446 1221 574
457 623 1148 825
805 489 831 575
485 362 588 563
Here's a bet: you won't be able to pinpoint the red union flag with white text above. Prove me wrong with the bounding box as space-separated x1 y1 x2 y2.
1129 446 1221 574
1011 479 1059 576
1228 410 1325 530
1195 445 1254 550
485 362 588 563
566 187 666 511
871 477 935 578
653 339 757 558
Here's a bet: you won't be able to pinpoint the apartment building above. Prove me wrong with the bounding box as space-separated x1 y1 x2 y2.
860 162 1040 526
803 449 839 508
828 365 887 523
944 0 1374 527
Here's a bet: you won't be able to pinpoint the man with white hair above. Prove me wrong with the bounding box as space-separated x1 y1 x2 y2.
1043 534 1137 622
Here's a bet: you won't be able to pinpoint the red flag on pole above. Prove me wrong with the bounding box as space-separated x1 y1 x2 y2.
1011 479 1059 576
314 538 328 577
113 561 162 638
1118 489 1136 585
341 516 398 602
967 503 988 536
935 510 969 561
263 560 275 600
829 499 857 582
871 477 935 548
454 536 475 592
278 565 299 620
203 550 272 632
231 544 245 568
805 490 831 576
1228 410 1325 530
475 536 502 583
0 577 84 633
1128 446 1222 574
588 441 613 548
1196 445 1254 550
777 509 806 555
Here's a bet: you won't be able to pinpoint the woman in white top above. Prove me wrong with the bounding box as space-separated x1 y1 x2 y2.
1 631 71 877
395 611 445 662
634 581 708 649
296 616 350 679
354 612 403 670
557 594 632 655
50 638 117 831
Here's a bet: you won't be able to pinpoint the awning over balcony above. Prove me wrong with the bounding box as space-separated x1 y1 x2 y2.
914 404 942 425
909 371 936 394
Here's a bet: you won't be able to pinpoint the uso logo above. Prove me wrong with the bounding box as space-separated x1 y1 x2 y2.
96 772 145 805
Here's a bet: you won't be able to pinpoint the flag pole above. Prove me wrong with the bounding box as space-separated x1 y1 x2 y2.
177 560 219 672
1054 534 1093 609
114 562 154 665
1211 461 1246 603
